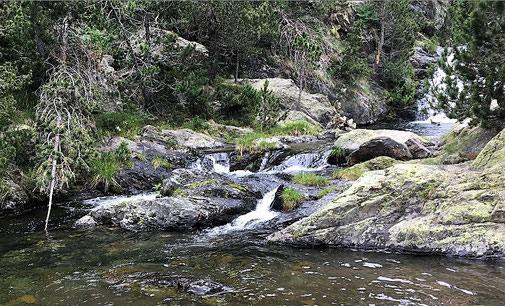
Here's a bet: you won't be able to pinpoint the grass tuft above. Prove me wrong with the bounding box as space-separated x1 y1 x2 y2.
89 152 122 192
317 187 337 199
271 120 322 136
281 187 305 211
151 156 172 170
292 173 331 187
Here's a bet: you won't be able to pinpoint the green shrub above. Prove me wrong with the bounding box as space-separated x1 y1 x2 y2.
95 112 149 139
328 145 346 165
235 132 270 154
0 138 15 176
292 173 330 187
182 116 210 132
115 141 131 163
217 83 260 125
88 142 135 192
151 156 171 170
281 187 305 211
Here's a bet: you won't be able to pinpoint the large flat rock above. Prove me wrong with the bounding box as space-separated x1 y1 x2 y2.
268 128 505 258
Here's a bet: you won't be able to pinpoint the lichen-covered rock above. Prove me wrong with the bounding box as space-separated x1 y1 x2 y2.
472 127 505 170
278 111 323 128
161 129 226 150
333 129 434 165
100 136 196 194
348 136 413 164
268 131 505 258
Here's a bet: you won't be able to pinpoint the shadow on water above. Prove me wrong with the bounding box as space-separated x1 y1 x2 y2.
1 204 505 305
1 137 504 305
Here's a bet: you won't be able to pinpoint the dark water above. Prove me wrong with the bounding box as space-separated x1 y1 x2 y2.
1 205 505 305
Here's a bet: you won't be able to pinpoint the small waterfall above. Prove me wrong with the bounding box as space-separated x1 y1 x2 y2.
266 148 331 174
190 152 231 174
206 186 280 236
208 153 230 174
414 47 458 125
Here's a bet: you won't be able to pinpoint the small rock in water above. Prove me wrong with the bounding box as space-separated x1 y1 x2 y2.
74 215 97 228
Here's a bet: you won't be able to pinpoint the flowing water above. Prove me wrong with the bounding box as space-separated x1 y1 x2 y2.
1 206 505 305
1 144 505 305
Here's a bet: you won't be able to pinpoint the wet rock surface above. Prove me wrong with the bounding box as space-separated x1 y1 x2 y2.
78 194 256 231
268 128 505 258
333 129 435 165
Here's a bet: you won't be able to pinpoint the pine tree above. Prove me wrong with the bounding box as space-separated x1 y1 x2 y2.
434 1 505 128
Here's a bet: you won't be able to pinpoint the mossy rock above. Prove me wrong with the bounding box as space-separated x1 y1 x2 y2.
269 159 505 258
472 127 505 170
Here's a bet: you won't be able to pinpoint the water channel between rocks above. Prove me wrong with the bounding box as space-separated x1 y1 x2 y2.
1 124 504 305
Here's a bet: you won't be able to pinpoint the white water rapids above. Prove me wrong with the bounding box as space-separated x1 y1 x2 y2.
414 47 459 125
83 193 158 207
205 186 280 236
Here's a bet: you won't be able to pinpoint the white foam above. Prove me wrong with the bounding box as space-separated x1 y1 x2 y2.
206 186 280 235
83 193 158 207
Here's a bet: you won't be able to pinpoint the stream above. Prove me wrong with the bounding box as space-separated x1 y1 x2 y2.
1 126 505 305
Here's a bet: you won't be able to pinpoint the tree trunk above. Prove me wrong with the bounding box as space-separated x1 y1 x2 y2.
376 1 387 67
234 51 240 84
143 13 154 110
297 77 303 111
61 16 69 65
376 21 385 65
44 114 61 231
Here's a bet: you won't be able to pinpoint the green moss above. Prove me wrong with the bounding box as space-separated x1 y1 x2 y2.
472 128 505 169
135 153 146 161
151 156 172 170
165 139 178 149
173 187 187 197
317 187 337 199
292 173 331 187
227 183 247 192
442 202 494 224
333 156 397 181
333 167 365 181
419 181 441 200
281 187 306 211
190 180 217 188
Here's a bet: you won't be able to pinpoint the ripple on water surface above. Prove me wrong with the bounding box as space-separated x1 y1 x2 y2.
1 208 505 305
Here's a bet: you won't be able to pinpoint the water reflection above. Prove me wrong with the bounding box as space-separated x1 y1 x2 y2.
1 207 504 305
